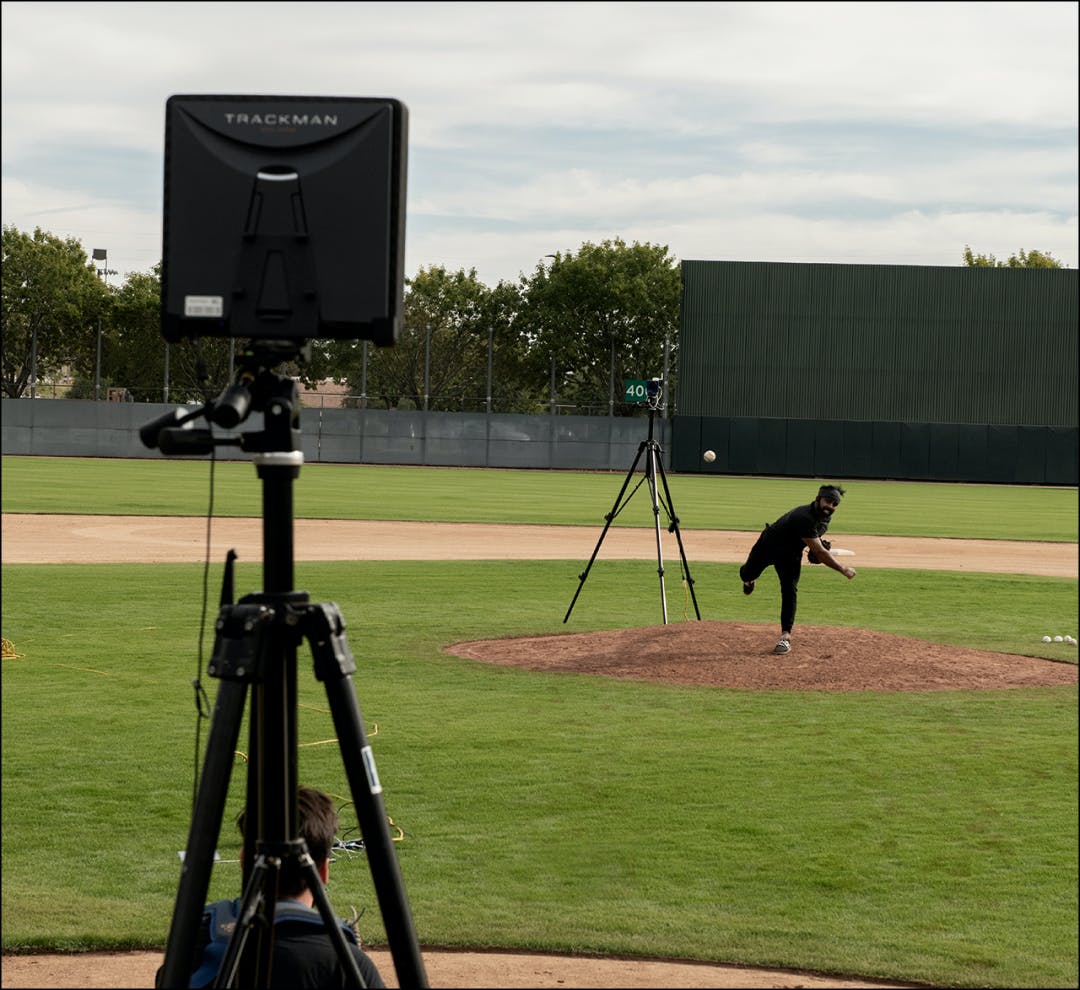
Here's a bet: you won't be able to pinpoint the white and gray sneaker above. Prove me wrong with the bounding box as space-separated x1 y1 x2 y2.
773 636 791 655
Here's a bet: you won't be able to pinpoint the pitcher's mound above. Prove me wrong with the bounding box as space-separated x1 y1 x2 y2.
447 622 1077 692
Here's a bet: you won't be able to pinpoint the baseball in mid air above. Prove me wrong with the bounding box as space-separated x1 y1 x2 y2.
703 449 716 463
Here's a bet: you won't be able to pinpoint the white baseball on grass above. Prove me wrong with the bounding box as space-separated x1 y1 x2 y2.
1042 636 1052 643
703 449 716 463
1053 635 1064 642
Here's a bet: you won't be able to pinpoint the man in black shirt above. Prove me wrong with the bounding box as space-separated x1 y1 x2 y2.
739 484 856 655
167 787 386 988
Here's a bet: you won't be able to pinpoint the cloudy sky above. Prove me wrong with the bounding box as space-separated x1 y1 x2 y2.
2 1 1076 285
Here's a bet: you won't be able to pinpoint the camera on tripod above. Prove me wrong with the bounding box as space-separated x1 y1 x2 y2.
645 377 664 411
150 95 427 989
565 372 699 626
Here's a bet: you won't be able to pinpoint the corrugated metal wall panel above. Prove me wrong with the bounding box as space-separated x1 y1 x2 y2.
678 261 1078 427
670 414 1077 484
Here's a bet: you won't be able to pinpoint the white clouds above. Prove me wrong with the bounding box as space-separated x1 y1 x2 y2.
1 173 163 276
407 202 1079 288
2 1 1076 284
418 138 1078 224
667 207 1080 268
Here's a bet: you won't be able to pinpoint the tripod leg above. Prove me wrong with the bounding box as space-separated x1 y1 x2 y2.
159 678 249 988
234 670 295 989
302 849 370 989
308 604 429 988
212 851 273 989
654 454 702 620
564 441 648 623
645 444 669 624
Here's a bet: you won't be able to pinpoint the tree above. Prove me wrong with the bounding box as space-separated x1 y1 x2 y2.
100 266 226 403
62 264 234 404
119 270 165 396
518 239 681 415
302 266 528 411
375 265 490 409
84 267 162 401
479 276 542 412
1 226 107 397
962 245 1065 268
164 338 239 405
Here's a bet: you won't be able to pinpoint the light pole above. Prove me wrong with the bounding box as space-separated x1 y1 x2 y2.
609 333 615 418
360 340 369 409
423 323 431 412
485 325 493 414
92 249 116 401
543 254 558 415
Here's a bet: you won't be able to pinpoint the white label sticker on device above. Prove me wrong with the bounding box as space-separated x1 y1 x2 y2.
184 295 224 317
362 745 383 794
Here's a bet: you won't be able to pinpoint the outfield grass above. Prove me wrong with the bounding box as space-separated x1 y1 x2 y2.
2 454 1077 541
1 457 1077 987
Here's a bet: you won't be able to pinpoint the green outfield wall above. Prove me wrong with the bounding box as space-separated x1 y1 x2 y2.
672 260 1078 484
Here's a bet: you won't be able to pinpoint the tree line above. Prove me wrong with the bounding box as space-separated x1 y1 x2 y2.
1 224 1064 410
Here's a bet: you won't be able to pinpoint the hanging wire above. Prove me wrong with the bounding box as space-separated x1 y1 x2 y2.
332 799 406 859
190 444 216 815
189 341 220 816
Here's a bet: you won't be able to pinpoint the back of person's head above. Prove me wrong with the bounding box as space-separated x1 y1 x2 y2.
236 786 340 895
295 787 338 866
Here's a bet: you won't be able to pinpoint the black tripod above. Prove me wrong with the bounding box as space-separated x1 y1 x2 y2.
564 400 701 625
146 343 427 989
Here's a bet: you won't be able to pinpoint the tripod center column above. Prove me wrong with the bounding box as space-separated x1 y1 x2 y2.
253 450 304 594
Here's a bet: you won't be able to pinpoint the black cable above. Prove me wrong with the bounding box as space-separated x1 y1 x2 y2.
190 435 216 816
188 339 223 814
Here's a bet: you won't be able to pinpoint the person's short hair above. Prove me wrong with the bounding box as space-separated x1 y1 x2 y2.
236 787 340 895
817 484 845 502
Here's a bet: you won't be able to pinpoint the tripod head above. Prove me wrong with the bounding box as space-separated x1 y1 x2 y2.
140 339 309 457
645 377 665 412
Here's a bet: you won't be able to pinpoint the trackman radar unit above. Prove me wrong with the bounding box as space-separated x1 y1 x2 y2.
151 96 428 990
162 94 408 345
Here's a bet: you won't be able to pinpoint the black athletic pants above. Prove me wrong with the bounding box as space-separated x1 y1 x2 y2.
739 531 803 632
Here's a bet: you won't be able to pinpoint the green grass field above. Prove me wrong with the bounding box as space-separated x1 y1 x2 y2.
2 455 1077 540
2 456 1077 987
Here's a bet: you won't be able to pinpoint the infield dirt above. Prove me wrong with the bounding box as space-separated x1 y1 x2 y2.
2 513 1075 576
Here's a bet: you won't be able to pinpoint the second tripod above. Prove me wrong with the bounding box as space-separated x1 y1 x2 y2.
564 399 701 625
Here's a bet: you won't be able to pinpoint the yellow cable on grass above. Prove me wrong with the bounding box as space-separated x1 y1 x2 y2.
3 638 24 659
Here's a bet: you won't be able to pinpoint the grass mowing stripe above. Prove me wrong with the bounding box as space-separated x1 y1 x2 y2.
2 560 1076 987
3 455 1077 541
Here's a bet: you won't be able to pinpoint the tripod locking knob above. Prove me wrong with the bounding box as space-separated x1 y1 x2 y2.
208 602 273 680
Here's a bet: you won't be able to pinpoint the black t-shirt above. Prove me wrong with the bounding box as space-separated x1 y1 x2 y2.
161 899 387 989
262 921 386 989
764 502 830 556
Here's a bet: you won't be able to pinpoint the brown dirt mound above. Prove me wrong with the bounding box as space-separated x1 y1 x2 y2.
447 621 1078 691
